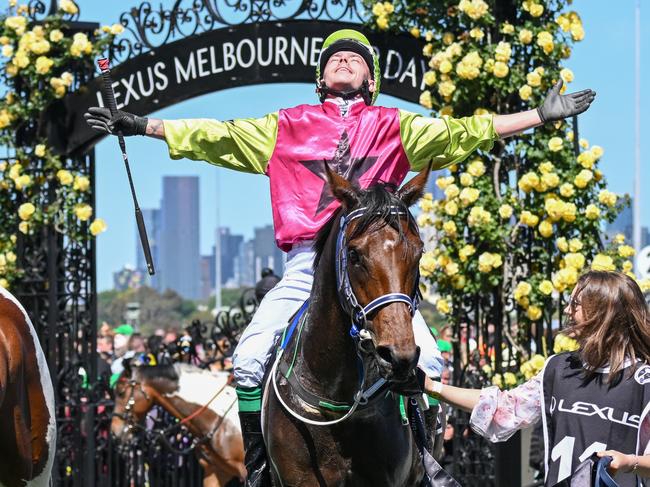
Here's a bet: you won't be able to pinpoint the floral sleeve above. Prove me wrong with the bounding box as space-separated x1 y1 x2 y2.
469 372 543 442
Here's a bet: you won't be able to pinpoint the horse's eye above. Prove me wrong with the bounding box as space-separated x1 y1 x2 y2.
348 248 361 265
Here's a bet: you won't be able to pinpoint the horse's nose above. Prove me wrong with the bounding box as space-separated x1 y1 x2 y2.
376 345 420 379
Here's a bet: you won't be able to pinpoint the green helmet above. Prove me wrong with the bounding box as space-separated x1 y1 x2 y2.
316 29 381 104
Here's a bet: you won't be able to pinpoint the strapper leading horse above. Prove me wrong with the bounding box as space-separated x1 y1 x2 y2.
0 286 56 487
263 166 446 486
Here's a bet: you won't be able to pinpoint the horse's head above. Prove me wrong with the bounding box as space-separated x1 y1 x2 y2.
325 165 429 384
111 358 159 442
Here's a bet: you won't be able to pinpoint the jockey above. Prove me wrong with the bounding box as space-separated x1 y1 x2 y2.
85 28 595 486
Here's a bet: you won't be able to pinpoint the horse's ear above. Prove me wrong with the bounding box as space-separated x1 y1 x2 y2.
324 160 360 210
397 163 431 207
123 357 133 377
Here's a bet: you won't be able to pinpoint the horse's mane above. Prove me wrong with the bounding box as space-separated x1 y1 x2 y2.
312 183 417 271
134 363 179 383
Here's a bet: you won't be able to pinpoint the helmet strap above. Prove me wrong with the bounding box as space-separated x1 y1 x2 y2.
318 79 373 106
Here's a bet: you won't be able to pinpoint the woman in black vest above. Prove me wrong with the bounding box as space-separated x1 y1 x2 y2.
425 270 650 486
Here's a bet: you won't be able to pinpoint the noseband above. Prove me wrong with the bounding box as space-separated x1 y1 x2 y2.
336 205 421 339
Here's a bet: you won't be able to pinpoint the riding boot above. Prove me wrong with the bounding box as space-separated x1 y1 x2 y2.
239 411 272 487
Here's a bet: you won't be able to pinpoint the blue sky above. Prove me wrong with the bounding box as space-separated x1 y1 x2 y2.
74 0 650 291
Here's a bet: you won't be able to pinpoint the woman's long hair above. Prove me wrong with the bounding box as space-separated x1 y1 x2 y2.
565 270 650 382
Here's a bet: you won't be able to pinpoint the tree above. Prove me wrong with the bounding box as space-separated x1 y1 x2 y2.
365 0 649 383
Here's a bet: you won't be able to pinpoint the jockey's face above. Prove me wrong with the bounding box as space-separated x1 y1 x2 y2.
322 50 376 95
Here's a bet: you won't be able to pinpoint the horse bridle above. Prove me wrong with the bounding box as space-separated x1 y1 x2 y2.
336 205 421 339
271 204 423 426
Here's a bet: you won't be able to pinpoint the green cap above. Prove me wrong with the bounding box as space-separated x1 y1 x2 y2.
437 339 452 353
316 29 380 104
114 324 134 336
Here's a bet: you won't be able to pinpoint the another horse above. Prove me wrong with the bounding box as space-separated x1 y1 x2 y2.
0 286 56 487
264 166 433 485
112 362 246 487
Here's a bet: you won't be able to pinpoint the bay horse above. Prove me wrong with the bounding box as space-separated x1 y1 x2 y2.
0 286 56 487
264 166 434 486
112 361 246 486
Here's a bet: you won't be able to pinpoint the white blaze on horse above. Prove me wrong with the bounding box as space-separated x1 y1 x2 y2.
112 362 245 487
0 286 56 487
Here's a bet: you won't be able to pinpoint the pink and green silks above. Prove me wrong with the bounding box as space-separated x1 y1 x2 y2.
163 101 497 251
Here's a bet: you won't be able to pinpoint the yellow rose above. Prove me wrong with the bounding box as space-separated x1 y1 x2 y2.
529 3 544 17
2 45 13 57
34 144 46 157
598 190 617 207
59 0 79 14
73 175 90 192
376 15 389 30
576 151 595 169
567 239 582 252
57 169 74 185
50 29 64 42
504 372 517 387
444 184 460 199
561 202 577 222
538 219 553 238
501 23 515 35
539 280 553 295
526 71 542 87
74 203 93 221
556 237 569 253
459 244 476 262
548 137 563 152
468 206 491 227
520 210 539 227
89 218 107 236
565 252 586 270
560 68 574 83
410 27 420 38
591 254 615 271
444 200 458 216
467 159 486 177
539 161 554 174
518 29 533 44
18 221 30 234
571 24 585 41
423 71 437 86
439 59 453 74
438 80 456 98
420 251 436 277
493 61 509 78
61 71 74 87
478 252 502 273
574 169 593 189
459 172 474 187
495 41 512 62
584 204 600 220
14 174 31 189
618 245 635 258
519 84 532 101
459 187 480 207
591 145 604 159
111 23 125 35
492 374 503 387
559 183 575 198
554 333 579 354
614 233 626 244
18 202 36 220
372 2 385 15
498 204 513 219
419 91 433 109
514 281 532 301
442 220 457 237
5 16 27 35
526 305 542 320
436 298 450 315
440 106 454 117
470 28 484 40
541 172 560 189
436 176 455 190
458 0 490 20
537 31 554 54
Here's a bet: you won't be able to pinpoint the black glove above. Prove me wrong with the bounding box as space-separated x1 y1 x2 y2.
537 80 596 123
84 107 148 136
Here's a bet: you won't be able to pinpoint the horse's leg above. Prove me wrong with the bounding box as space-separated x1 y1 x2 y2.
201 462 221 487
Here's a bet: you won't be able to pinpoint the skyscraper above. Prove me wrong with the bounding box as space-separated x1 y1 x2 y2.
158 176 201 299
253 224 284 279
218 227 244 286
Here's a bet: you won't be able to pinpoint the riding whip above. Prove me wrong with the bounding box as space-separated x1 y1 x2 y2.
97 58 155 275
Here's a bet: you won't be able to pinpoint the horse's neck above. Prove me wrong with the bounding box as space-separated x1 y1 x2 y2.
296 245 361 400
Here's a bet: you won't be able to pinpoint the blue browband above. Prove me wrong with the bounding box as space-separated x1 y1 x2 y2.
335 206 421 338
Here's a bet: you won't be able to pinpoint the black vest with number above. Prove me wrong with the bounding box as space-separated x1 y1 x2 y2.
542 352 650 486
